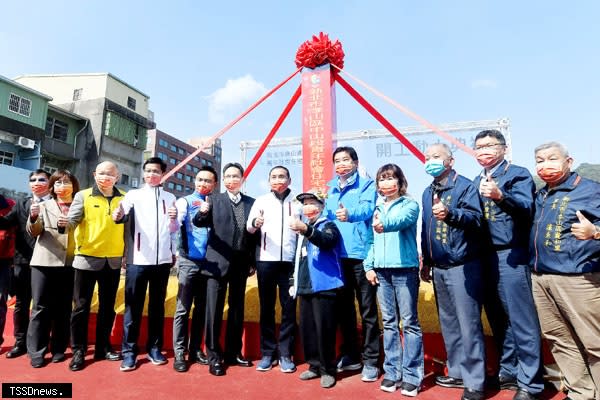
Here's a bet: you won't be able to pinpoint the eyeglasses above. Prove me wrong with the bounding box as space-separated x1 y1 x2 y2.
54 181 73 186
475 143 505 151
144 169 162 175
29 178 48 183
223 175 242 180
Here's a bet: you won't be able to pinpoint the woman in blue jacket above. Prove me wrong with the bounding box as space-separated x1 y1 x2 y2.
364 164 423 396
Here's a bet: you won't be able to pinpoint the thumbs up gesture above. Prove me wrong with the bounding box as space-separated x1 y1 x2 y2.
372 210 384 234
199 197 211 214
112 201 125 222
254 209 265 229
479 172 503 200
336 202 349 222
289 214 307 234
571 210 597 240
168 202 177 220
432 193 448 221
30 200 40 219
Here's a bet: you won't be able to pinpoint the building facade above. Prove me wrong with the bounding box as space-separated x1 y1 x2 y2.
146 129 221 198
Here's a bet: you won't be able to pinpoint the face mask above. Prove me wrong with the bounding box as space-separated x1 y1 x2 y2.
270 182 287 193
476 151 500 169
425 159 446 177
378 180 398 197
335 163 354 177
302 204 321 219
54 186 73 199
224 180 241 192
145 175 162 187
537 161 568 185
30 180 49 197
198 187 212 195
95 175 116 189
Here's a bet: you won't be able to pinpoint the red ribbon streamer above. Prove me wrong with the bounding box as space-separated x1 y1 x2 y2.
334 73 426 164
243 85 302 179
332 64 476 158
161 68 302 183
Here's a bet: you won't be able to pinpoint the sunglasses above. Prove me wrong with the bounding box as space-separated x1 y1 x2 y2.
29 178 48 183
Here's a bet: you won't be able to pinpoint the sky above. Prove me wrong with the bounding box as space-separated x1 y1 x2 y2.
2 1 599 196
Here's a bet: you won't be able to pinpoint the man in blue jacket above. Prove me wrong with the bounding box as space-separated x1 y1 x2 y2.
530 142 600 400
420 143 486 400
324 146 380 382
472 130 543 400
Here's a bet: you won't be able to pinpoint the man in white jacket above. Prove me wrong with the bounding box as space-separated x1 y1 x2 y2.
247 165 300 373
112 157 178 372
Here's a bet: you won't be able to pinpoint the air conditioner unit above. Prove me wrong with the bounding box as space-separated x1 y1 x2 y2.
17 136 35 149
130 178 139 188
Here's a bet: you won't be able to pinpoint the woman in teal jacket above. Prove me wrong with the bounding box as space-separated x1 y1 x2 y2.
364 164 423 396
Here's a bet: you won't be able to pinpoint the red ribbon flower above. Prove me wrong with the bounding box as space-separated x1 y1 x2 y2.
295 32 345 69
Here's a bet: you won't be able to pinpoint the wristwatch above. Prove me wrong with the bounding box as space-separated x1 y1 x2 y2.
594 225 600 240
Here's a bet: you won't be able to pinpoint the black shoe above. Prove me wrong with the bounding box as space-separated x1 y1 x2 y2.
69 350 85 371
173 352 188 373
52 352 66 363
513 389 538 400
190 350 208 365
31 357 45 368
225 354 253 367
209 362 225 376
436 375 465 388
499 375 518 391
462 388 485 400
6 346 27 359
94 348 122 361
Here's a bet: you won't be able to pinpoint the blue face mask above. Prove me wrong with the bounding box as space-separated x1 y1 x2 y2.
424 159 446 177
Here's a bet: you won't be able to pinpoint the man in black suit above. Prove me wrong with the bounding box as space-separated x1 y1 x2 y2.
0 169 52 359
193 162 258 375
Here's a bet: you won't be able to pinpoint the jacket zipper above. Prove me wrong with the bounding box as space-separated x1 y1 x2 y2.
532 191 548 272
155 187 159 265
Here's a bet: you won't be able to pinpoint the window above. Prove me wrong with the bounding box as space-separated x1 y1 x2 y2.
206 160 213 167
157 152 168 161
176 172 183 180
175 184 183 191
0 150 14 166
170 144 177 152
45 117 69 142
159 138 169 147
169 157 177 165
192 166 199 173
185 165 192 171
178 148 185 155
184 175 192 182
127 96 136 110
120 174 129 185
184 186 193 193
8 93 31 117
167 182 175 190
201 159 206 165
73 88 83 101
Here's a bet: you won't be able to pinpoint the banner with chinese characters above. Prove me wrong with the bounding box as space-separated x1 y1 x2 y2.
301 64 336 193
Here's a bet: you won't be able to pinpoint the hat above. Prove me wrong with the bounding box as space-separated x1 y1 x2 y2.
296 189 326 204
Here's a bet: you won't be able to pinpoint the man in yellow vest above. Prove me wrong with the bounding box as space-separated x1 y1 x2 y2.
66 161 125 371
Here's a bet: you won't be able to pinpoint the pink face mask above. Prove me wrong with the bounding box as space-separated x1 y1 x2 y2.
536 161 568 184
335 163 354 177
145 175 162 187
378 179 398 197
302 204 321 219
95 175 116 190
224 180 242 192
476 151 500 169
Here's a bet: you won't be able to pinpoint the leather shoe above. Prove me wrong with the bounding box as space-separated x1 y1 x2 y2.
6 346 27 359
225 354 253 367
436 375 464 388
499 375 518 391
190 350 208 365
209 362 225 376
513 389 538 400
94 349 122 361
462 388 485 400
31 357 45 368
52 352 66 363
69 350 85 371
173 352 188 373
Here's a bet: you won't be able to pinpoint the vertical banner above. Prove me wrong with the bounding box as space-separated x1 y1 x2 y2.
301 64 336 193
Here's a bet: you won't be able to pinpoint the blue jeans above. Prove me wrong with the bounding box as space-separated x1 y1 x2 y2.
376 268 424 386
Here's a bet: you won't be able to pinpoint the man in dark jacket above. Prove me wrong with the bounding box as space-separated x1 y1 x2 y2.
472 130 543 400
530 141 600 400
193 163 258 376
0 169 51 358
420 143 486 400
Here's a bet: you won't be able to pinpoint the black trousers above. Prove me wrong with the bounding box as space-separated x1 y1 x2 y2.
203 274 227 364
27 266 74 359
300 291 338 376
336 258 380 366
11 264 31 348
70 265 120 352
256 261 296 358
224 253 250 358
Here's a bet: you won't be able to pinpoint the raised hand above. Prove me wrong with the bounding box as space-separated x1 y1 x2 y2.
167 202 177 220
289 215 307 234
30 200 40 219
571 210 597 240
372 210 383 234
254 209 265 228
199 197 211 214
336 202 349 222
112 201 125 222
432 193 448 221
479 172 503 200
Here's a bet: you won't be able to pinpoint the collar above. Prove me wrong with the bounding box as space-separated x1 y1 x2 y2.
227 191 241 203
431 169 458 193
33 194 53 203
480 159 507 178
272 188 291 201
541 172 579 194
91 184 123 197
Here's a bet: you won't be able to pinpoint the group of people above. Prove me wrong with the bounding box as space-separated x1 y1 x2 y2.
0 131 598 400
